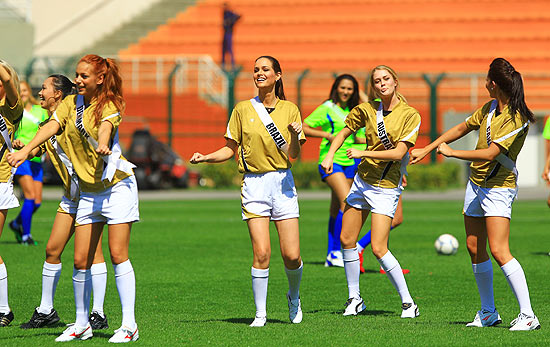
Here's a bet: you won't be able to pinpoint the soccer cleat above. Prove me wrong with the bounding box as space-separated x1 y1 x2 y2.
358 250 365 274
21 236 37 246
380 266 410 274
401 303 420 318
89 311 109 330
466 309 502 327
0 311 14 327
55 323 92 342
325 251 344 267
20 308 60 329
109 325 139 343
9 220 22 243
343 297 366 316
509 313 541 331
249 316 267 327
287 293 302 324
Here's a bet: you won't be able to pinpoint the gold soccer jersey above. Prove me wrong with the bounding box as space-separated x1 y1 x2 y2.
53 96 131 192
225 99 306 173
345 99 421 189
465 100 528 188
0 98 23 182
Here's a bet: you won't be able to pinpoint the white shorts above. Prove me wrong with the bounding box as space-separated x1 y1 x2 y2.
241 169 299 221
0 181 19 210
57 195 78 215
345 174 401 218
463 180 517 219
76 175 140 225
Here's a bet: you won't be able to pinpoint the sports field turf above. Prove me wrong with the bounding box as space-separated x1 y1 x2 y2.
0 197 548 345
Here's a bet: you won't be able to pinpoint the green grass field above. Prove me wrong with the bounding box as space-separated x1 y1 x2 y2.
0 197 549 346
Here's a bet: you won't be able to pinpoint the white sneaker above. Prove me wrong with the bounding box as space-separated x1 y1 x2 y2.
249 316 267 327
509 313 541 331
325 251 344 267
466 309 502 327
108 325 139 343
287 293 302 324
55 323 93 342
401 303 419 318
343 297 366 316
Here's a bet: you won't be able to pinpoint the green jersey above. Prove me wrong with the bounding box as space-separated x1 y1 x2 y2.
15 105 48 163
543 117 550 140
304 100 355 166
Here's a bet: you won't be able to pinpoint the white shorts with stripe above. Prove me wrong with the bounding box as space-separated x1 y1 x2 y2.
241 169 299 221
57 195 78 215
76 175 140 225
0 181 19 210
345 174 401 218
463 180 517 219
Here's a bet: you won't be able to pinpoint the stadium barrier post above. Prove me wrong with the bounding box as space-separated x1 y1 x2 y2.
422 73 446 163
224 66 242 122
168 63 182 148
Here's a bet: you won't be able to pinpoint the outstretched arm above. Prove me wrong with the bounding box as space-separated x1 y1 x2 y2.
0 64 19 107
410 122 472 164
320 126 354 174
437 141 503 161
347 141 411 161
190 138 238 164
7 120 60 167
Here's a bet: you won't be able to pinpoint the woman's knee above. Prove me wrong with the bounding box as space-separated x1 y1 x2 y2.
371 244 388 259
45 242 63 263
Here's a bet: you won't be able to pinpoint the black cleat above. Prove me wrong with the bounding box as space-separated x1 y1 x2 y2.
0 311 14 327
21 236 37 246
20 308 60 329
9 220 22 243
89 311 109 330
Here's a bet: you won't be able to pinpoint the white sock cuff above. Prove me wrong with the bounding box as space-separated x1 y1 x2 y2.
472 259 493 274
251 267 269 278
91 262 107 275
0 263 6 280
501 258 521 277
356 243 365 253
285 261 303 274
72 268 91 282
378 250 398 272
343 248 359 262
113 259 133 277
43 262 62 276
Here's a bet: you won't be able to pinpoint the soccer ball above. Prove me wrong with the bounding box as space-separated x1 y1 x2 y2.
434 234 459 255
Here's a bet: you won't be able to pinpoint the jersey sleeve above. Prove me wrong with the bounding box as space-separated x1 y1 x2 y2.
492 116 528 151
399 111 421 146
101 103 122 130
225 107 242 145
465 103 490 130
543 117 550 140
303 104 329 128
345 106 366 132
2 98 23 123
52 97 71 131
291 103 306 143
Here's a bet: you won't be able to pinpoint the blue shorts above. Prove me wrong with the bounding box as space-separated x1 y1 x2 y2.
15 160 43 182
352 158 361 171
318 163 356 180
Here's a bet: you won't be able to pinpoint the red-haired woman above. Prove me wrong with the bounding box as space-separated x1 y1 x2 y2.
8 55 139 342
0 58 23 327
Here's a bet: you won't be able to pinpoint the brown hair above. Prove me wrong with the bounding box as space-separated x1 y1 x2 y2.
367 65 407 103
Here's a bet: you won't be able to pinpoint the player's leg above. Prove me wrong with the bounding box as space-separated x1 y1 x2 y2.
90 232 108 330
324 172 350 267
0 209 13 327
486 216 539 330
13 174 36 244
247 217 271 327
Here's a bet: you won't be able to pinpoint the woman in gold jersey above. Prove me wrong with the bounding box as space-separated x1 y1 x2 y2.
12 75 109 330
191 56 306 327
0 59 23 327
411 58 539 331
321 65 420 318
8 55 140 342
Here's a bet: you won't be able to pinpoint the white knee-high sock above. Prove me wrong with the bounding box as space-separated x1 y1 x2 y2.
0 263 10 314
251 267 269 318
113 260 136 329
378 251 413 304
91 262 107 317
501 258 534 316
73 268 92 327
38 262 62 314
285 261 303 301
472 259 495 312
343 248 360 299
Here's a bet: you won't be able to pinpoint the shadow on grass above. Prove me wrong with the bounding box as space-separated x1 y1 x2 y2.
181 317 288 325
304 261 326 266
448 321 509 329
531 251 550 256
328 309 394 316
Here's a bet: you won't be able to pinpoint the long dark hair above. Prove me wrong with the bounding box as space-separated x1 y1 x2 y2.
328 74 359 110
49 74 76 98
255 55 285 100
488 58 534 123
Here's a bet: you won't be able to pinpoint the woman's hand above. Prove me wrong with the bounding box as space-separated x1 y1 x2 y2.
7 150 29 168
320 156 333 174
410 148 429 164
96 144 112 156
12 139 25 150
346 148 363 159
190 152 208 164
288 122 302 136
436 143 453 157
